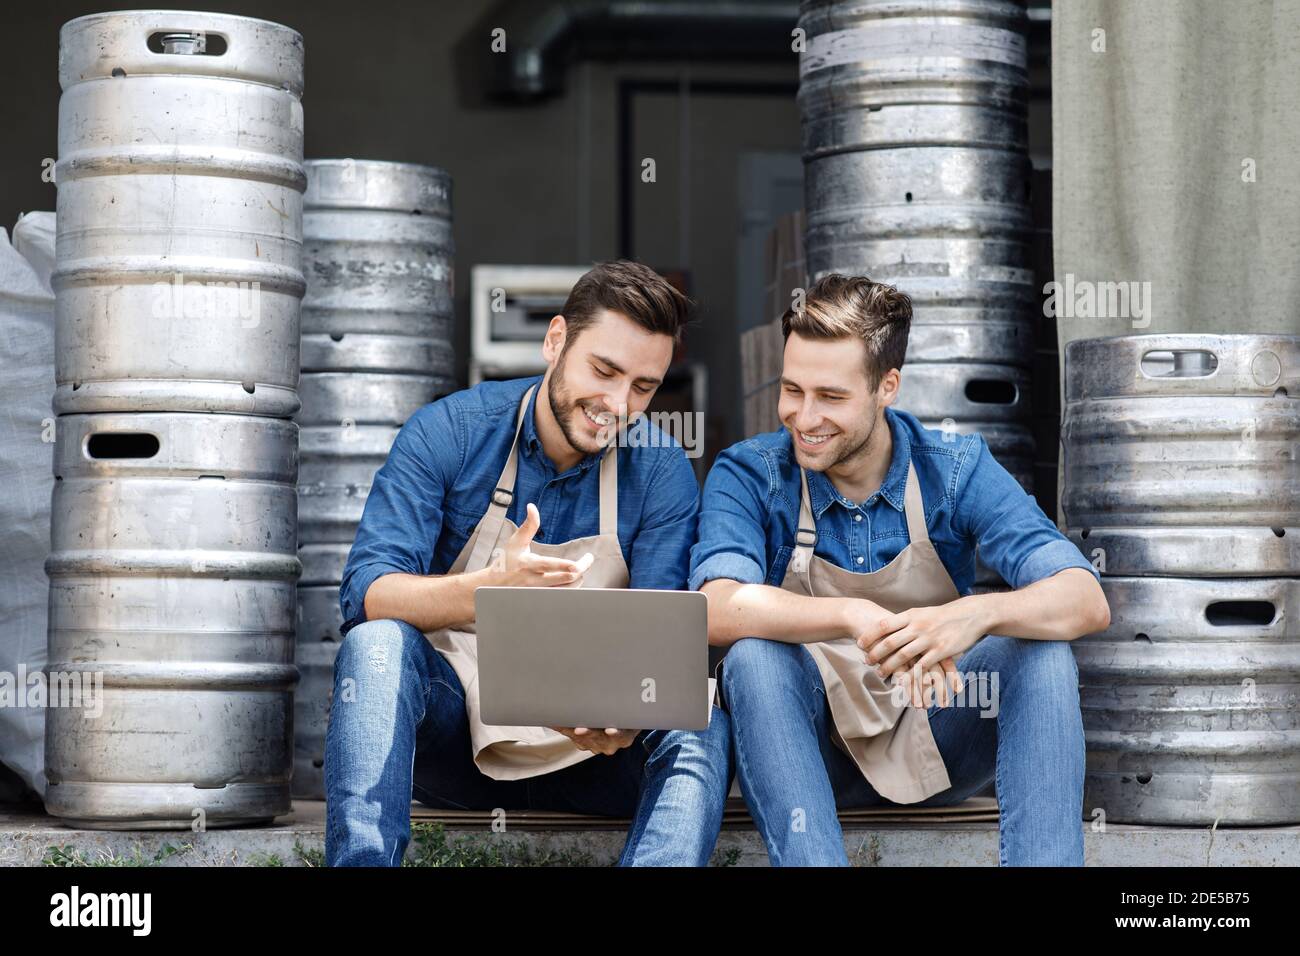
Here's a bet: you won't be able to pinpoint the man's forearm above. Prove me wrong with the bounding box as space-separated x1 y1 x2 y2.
700 578 867 647
961 567 1111 642
362 569 498 633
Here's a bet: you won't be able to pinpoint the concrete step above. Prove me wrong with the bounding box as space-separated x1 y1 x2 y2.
3 799 1297 866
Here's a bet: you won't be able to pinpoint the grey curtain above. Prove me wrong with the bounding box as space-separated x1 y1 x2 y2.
1052 0 1300 349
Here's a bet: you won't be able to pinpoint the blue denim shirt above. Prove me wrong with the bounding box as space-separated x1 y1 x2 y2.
340 375 701 634
688 406 1097 595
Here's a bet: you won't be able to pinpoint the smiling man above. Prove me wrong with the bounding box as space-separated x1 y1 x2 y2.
325 260 732 867
690 273 1110 866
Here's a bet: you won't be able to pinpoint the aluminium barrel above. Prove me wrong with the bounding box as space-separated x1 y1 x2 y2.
799 0 1035 370
44 411 299 828
1063 334 1300 577
1075 576 1300 825
293 160 455 796
53 11 306 416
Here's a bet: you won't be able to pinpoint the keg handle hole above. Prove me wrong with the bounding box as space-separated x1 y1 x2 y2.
147 32 230 56
1140 349 1218 379
964 379 1018 405
86 433 160 460
1274 528 1287 538
1274 387 1289 398
1133 633 1151 642
1205 601 1277 627
1135 771 1153 785
329 333 345 342
242 382 256 394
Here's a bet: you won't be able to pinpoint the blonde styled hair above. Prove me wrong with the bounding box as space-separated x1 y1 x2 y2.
782 274 912 388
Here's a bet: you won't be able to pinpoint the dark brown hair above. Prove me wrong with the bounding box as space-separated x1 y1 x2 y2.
782 274 912 387
561 260 692 344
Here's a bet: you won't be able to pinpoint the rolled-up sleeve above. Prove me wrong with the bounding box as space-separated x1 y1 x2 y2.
627 446 701 591
952 433 1098 590
338 399 462 633
688 443 772 591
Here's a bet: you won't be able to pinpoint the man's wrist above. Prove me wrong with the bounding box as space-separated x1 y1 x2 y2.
456 567 499 622
961 591 1003 636
833 598 861 640
835 597 884 640
467 566 501 588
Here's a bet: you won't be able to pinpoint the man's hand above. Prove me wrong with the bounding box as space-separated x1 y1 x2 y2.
861 599 987 688
837 596 893 647
841 598 962 707
550 726 640 756
888 658 962 709
491 503 586 588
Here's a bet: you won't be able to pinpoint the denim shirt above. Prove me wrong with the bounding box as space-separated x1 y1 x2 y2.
340 375 701 634
688 406 1097 595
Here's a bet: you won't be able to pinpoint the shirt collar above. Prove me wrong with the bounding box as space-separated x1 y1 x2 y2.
520 377 604 475
804 407 910 517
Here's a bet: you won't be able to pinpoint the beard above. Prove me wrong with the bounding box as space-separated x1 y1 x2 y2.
546 347 611 457
826 413 879 471
793 399 882 473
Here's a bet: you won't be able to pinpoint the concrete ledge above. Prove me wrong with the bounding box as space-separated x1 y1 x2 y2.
3 800 1297 866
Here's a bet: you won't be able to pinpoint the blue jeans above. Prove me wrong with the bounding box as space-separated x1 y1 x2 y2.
721 635 1086 866
324 618 733 866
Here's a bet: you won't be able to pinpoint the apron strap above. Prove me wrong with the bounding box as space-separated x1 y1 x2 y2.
790 467 818 576
902 461 931 546
598 443 619 538
466 383 536 573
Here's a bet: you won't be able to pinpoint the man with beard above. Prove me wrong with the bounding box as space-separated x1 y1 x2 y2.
326 260 732 866
690 274 1110 866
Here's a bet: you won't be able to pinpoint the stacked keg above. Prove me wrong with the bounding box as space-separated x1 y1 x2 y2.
295 160 455 797
1063 334 1300 824
45 11 305 828
797 0 1035 494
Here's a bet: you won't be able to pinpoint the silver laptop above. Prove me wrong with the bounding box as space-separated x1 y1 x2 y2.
475 587 712 730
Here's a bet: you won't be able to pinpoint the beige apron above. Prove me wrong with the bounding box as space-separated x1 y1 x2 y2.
426 384 630 781
779 461 957 804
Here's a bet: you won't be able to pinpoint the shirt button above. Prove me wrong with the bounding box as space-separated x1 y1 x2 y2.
854 514 862 522
856 556 864 565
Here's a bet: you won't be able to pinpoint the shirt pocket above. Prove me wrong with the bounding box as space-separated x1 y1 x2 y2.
871 529 910 568
440 503 483 557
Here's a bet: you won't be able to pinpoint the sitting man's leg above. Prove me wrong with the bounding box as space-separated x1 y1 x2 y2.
523 708 736 867
325 618 525 866
956 636 1085 866
329 617 732 867
722 637 849 866
827 636 1085 866
619 708 734 866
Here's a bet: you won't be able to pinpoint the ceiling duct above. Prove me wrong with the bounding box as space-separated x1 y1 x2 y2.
483 0 798 100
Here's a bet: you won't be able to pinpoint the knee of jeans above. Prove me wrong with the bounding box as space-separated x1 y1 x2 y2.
334 618 426 681
721 638 806 698
1010 638 1080 689
645 712 733 772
